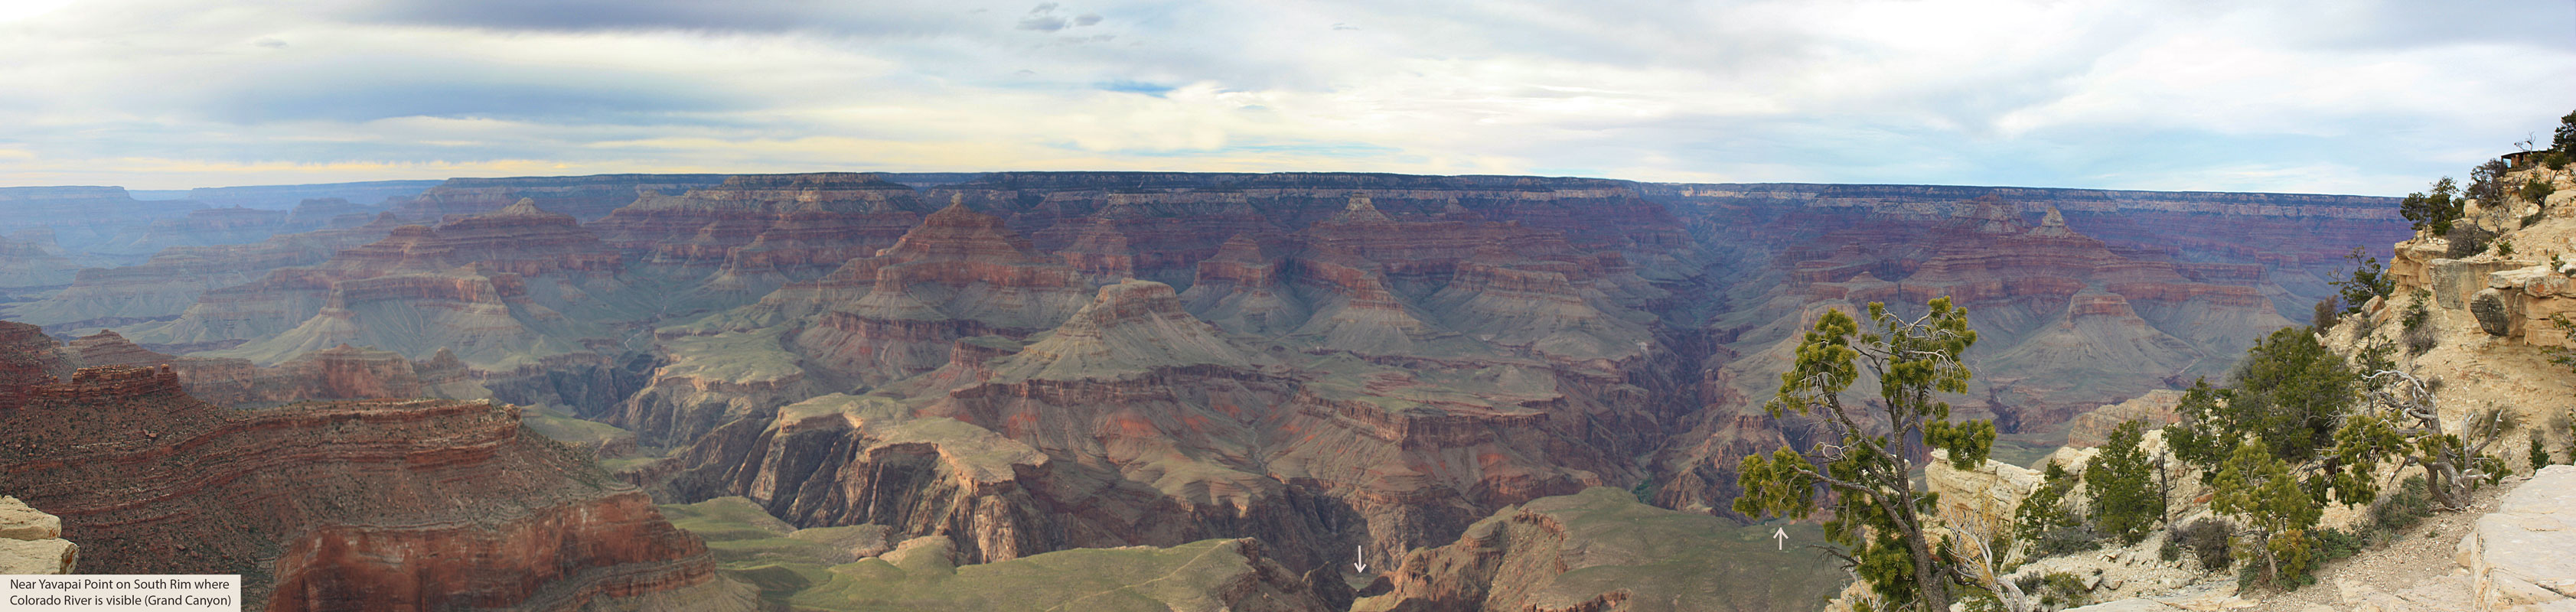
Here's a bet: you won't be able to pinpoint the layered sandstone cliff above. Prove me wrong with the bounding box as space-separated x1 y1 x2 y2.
0 321 729 610
587 173 934 304
390 174 726 222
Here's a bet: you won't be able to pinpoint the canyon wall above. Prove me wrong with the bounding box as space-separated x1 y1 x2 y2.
0 321 730 610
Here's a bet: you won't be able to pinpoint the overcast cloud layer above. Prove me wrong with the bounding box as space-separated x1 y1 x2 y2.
2 0 2571 194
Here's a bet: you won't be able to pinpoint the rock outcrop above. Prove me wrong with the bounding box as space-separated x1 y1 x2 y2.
1352 487 1843 612
2460 464 2576 610
2342 161 2575 464
0 496 75 575
0 322 728 610
1925 448 2045 545
2064 389 2186 448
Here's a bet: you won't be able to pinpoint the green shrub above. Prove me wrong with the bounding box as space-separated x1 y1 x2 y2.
2448 224 2496 259
2369 476 2432 537
2017 463 2102 558
2499 238 2516 258
2330 249 2395 315
2038 572 2091 609
2535 436 2554 474
2404 321 2437 356
2402 290 2432 330
2314 527 2366 562
2178 519 2235 571
2402 291 2436 355
2524 179 2555 205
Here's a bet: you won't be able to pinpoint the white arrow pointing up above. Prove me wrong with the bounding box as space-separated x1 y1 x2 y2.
1353 545 1368 573
1773 527 1789 550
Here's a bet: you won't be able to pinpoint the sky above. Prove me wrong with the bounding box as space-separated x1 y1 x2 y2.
2 0 2571 194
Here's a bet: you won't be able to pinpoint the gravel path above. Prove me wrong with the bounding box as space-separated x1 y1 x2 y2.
2242 474 2522 612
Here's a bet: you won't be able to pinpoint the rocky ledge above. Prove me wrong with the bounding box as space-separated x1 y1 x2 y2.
0 496 75 574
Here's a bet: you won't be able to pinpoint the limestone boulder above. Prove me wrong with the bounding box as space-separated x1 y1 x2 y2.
2065 390 2186 448
0 496 60 540
2460 464 2576 611
0 496 73 574
1927 449 2045 538
0 539 76 574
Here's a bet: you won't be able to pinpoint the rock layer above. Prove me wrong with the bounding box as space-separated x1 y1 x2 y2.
0 322 721 610
390 174 726 222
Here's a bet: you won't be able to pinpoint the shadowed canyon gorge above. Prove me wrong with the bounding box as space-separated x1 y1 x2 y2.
0 171 2410 610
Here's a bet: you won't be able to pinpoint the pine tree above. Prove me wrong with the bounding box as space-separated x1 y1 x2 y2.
1733 298 1995 612
2554 109 2576 154
2085 420 2164 545
2167 327 2361 474
2398 177 2462 235
2016 462 2095 557
2209 441 2320 588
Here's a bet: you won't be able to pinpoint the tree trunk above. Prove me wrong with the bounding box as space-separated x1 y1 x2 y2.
1904 505 1949 611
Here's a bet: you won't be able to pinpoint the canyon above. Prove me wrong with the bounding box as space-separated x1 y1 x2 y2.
0 321 734 609
0 171 2412 610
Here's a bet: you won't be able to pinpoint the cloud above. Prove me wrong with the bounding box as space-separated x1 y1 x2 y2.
1 0 2571 193
1017 15 1067 31
1019 2 1060 30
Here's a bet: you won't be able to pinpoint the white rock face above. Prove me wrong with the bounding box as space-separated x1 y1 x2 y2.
2460 464 2576 611
0 496 75 574
1925 448 2044 534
